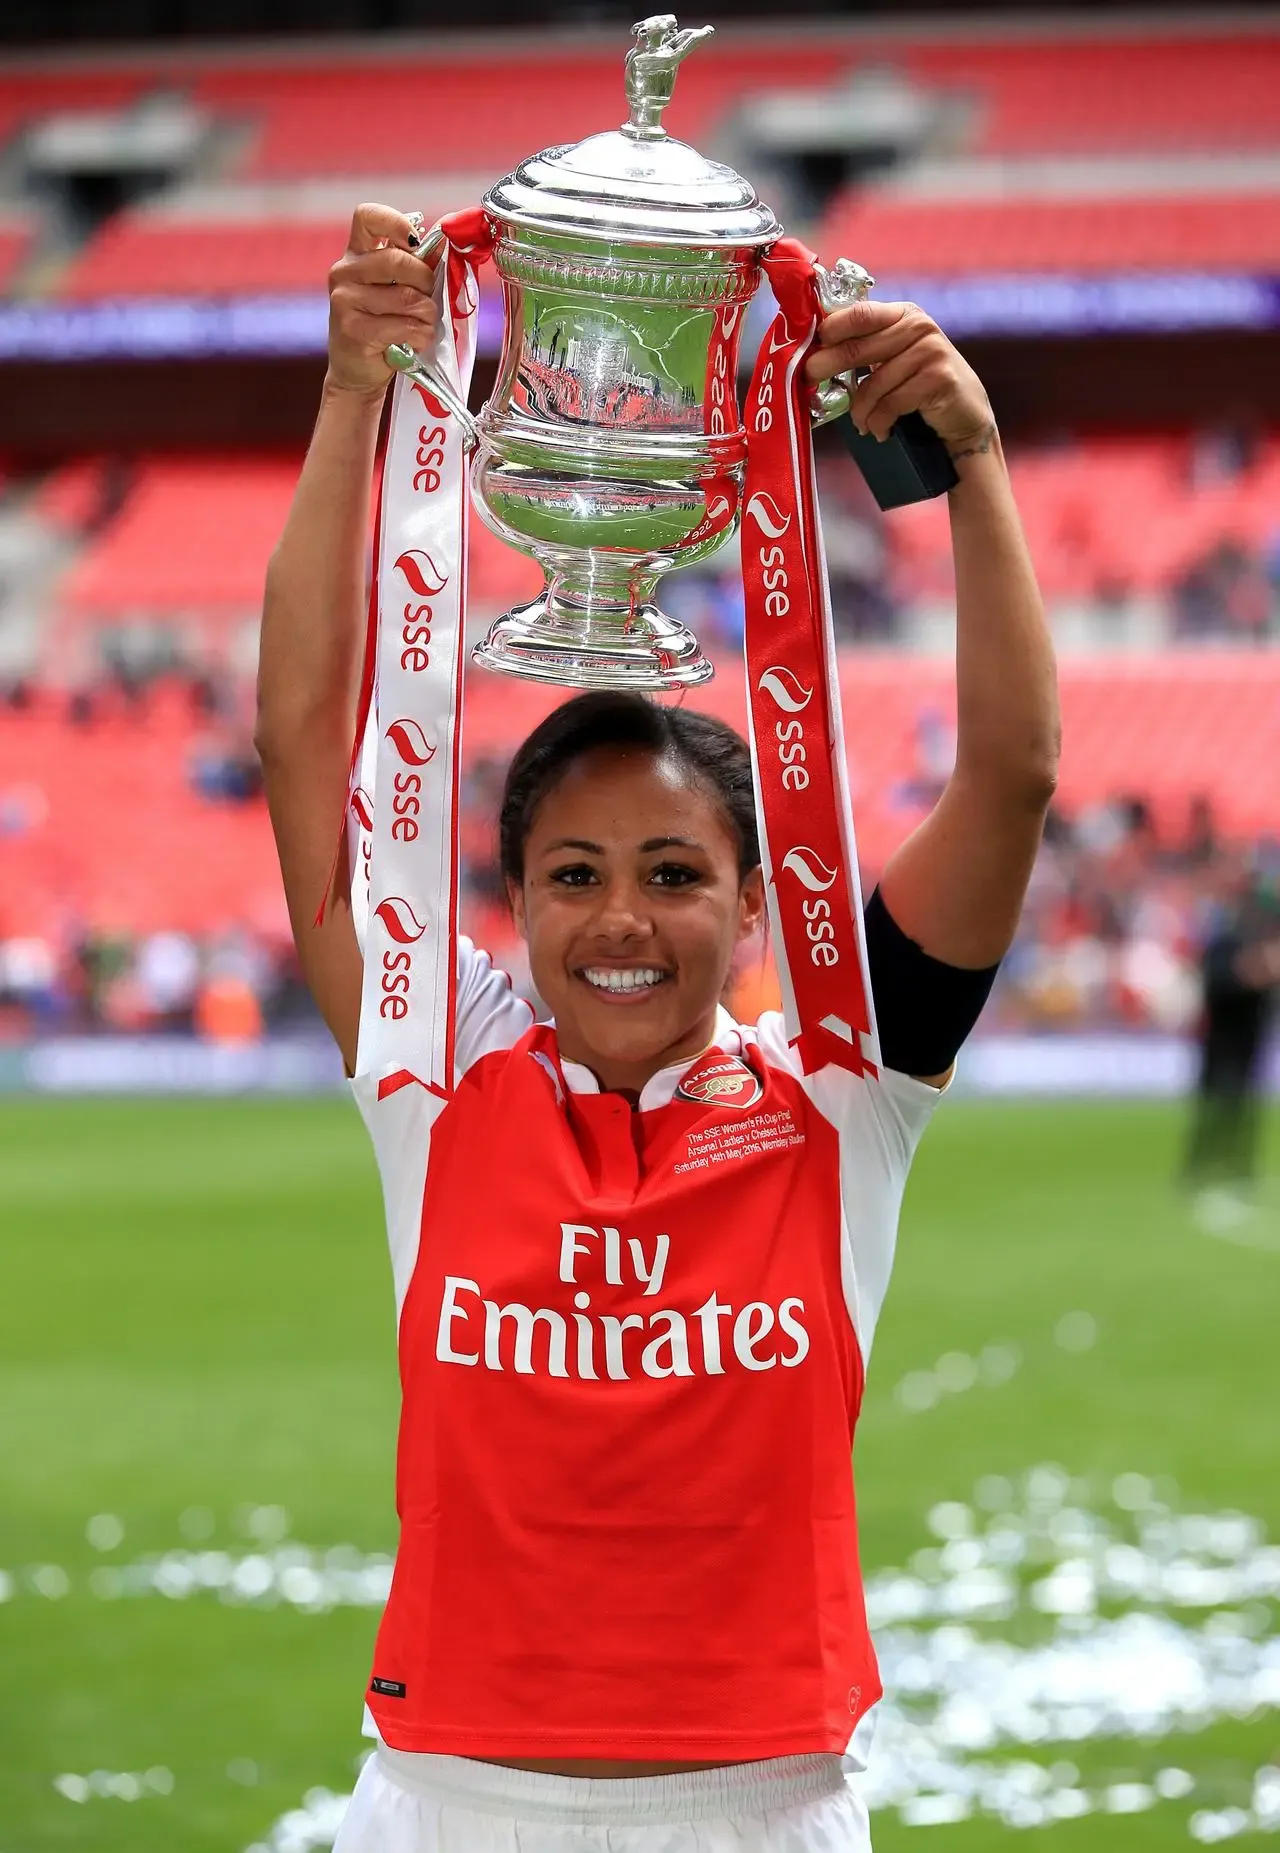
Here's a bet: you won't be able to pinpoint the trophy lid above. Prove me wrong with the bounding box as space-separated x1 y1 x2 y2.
483 16 780 249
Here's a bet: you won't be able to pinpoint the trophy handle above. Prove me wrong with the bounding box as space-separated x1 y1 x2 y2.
809 257 874 430
384 213 483 450
809 258 959 508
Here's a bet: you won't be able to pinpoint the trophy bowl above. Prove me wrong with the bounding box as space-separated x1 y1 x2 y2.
470 17 780 690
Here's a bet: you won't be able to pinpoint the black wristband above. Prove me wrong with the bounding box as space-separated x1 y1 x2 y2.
863 885 1000 1076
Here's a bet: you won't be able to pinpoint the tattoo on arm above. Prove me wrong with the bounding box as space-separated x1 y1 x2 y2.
946 420 998 462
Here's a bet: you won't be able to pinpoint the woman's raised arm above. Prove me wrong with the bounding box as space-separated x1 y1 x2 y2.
256 203 438 1073
806 301 1060 977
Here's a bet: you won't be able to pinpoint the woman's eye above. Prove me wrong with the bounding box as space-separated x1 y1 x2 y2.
549 864 598 887
649 862 701 888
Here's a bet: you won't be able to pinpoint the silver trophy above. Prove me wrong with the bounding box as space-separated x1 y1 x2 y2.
390 15 868 691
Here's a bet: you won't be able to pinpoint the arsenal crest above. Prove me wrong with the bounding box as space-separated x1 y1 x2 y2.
676 1055 763 1111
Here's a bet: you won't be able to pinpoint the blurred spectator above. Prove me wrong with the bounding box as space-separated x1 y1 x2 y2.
1172 538 1274 645
135 930 199 1030
194 929 273 1043
1182 873 1280 1217
0 937 61 1031
894 703 955 811
1188 420 1257 490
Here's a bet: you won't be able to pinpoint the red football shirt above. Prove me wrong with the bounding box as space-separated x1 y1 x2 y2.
351 944 945 1760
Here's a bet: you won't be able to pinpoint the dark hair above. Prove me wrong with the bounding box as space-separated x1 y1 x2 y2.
499 691 760 885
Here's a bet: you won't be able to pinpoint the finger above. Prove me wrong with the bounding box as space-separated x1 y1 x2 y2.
860 375 938 441
340 245 438 292
815 298 906 346
806 303 936 383
805 320 930 386
332 279 439 322
347 202 423 255
849 346 932 433
805 321 921 386
342 311 440 355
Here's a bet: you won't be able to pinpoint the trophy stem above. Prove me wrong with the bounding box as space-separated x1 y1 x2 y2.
472 560 714 691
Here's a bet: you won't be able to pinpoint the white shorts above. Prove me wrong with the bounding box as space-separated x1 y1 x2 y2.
333 1747 871 1852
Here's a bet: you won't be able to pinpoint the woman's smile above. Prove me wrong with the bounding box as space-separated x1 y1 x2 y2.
577 964 673 999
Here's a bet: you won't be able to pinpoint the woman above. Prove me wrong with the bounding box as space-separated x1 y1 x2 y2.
257 204 1058 1853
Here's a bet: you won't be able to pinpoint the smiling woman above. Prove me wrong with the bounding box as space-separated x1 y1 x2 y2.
498 697 764 1098
250 199 1060 1853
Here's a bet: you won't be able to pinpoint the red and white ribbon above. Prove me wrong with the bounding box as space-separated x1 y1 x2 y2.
351 210 492 1097
349 219 879 1093
743 239 878 1079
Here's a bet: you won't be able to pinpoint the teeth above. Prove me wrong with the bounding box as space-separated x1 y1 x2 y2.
582 967 667 993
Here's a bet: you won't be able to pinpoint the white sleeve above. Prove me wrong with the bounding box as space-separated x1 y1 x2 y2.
350 937 533 1313
753 1010 949 1366
453 935 536 1078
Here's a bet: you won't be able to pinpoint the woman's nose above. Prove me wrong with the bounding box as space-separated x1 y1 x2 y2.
592 878 655 938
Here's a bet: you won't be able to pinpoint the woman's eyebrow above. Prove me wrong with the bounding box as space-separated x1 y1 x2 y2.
540 835 705 854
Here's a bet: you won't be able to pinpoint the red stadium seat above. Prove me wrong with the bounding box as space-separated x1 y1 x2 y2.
0 222 32 296
0 68 156 155
189 43 851 181
56 216 351 299
57 457 305 615
53 453 542 624
182 33 1280 179
822 193 1280 277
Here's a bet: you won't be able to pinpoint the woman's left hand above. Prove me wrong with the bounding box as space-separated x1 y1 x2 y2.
804 298 995 454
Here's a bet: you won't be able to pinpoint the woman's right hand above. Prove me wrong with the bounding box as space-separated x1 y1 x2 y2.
326 202 440 400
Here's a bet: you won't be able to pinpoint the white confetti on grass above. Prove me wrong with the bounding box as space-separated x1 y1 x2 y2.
245 1785 350 1853
1055 1311 1099 1353
858 1469 1280 1835
1191 1766 1280 1841
894 1342 1022 1413
30 1474 1280 1845
86 1513 124 1552
54 1766 172 1803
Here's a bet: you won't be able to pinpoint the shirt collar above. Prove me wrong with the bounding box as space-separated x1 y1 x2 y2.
559 1005 743 1113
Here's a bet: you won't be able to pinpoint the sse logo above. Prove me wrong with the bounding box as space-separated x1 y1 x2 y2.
374 896 427 1023
677 1057 763 1110
384 717 436 845
779 847 841 969
395 548 449 674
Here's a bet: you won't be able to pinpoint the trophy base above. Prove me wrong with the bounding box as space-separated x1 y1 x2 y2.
472 592 714 692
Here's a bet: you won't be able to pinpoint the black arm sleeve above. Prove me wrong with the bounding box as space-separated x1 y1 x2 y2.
863 884 1000 1076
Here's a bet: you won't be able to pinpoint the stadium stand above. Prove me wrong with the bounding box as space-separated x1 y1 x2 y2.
55 455 300 617
1 21 1277 1041
0 221 32 292
56 216 353 299
34 436 1279 650
820 192 1280 277
885 435 1280 604
897 35 1280 155
2 652 1276 948
0 68 155 150
45 454 541 630
179 32 1280 179
4 25 1277 304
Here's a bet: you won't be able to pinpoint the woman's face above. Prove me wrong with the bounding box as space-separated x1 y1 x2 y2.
509 747 765 1093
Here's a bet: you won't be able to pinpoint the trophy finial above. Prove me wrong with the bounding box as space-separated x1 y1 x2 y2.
623 15 714 140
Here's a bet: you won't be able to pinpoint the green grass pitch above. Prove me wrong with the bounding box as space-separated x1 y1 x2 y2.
1 1092 1277 1850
